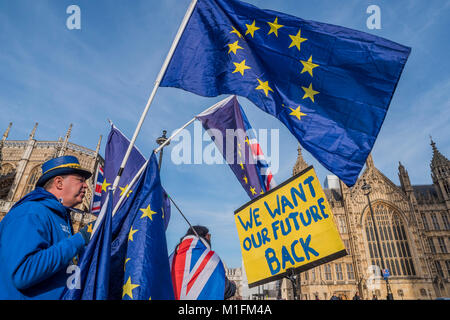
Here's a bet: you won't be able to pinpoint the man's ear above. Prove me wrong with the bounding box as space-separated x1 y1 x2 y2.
54 176 65 190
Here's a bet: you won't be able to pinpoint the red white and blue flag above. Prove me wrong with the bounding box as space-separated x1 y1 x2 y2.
196 96 276 199
90 165 103 215
241 107 276 192
169 235 225 300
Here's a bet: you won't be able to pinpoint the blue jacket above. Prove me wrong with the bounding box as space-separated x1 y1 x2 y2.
0 188 86 300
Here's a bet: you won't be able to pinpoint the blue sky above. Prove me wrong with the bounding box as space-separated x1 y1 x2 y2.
1 0 449 268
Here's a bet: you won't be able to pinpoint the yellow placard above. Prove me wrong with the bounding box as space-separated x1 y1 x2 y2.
234 166 346 287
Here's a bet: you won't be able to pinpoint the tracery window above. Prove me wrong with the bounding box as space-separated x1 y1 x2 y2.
22 165 42 196
365 203 416 277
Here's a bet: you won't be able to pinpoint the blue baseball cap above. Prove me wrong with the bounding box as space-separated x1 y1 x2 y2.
36 155 92 187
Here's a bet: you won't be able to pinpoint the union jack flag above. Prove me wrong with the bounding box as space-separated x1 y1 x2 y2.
169 235 225 300
90 165 103 215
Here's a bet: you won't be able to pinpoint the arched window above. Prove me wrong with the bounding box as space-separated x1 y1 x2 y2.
22 165 42 196
0 163 15 175
364 203 416 277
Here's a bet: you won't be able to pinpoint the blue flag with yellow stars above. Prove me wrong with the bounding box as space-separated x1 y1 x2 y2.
108 153 174 300
101 124 170 231
101 124 146 210
61 190 113 300
196 95 275 199
160 0 411 187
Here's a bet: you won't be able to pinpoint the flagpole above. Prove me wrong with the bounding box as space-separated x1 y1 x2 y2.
110 0 198 194
154 95 236 154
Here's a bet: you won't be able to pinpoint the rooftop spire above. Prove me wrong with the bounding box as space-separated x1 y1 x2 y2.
365 153 374 168
293 144 309 175
2 122 12 142
430 137 449 169
29 123 38 140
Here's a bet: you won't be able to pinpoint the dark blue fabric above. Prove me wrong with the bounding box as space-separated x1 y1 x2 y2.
102 124 170 231
108 153 174 300
0 188 86 299
161 0 411 186
101 125 147 209
196 96 265 199
61 190 113 300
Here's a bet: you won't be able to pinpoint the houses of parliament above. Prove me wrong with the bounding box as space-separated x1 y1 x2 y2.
278 140 450 300
1 122 449 300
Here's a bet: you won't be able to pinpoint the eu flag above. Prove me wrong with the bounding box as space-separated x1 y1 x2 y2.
161 0 411 186
101 124 146 209
61 190 113 300
196 95 275 199
102 124 170 231
108 153 174 300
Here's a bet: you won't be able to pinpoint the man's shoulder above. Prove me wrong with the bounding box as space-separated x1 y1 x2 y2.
4 200 54 225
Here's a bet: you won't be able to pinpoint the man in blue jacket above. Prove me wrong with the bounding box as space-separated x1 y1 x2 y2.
0 156 93 300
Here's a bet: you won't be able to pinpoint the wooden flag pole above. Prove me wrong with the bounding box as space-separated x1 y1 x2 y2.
110 0 198 194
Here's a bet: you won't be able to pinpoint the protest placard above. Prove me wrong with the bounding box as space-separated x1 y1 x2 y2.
234 166 347 287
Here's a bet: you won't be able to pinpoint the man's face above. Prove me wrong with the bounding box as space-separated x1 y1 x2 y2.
59 174 88 207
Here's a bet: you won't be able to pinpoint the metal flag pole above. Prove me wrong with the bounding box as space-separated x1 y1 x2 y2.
154 95 235 154
111 96 232 216
110 0 198 194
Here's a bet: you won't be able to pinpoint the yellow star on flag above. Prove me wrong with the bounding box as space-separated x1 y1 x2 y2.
245 20 260 38
245 136 250 145
267 17 284 37
128 226 138 242
239 162 244 170
289 106 307 121
243 176 248 184
122 276 140 299
228 40 243 55
256 79 273 97
124 258 130 271
101 179 111 193
250 186 257 195
302 83 319 102
260 190 264 195
119 184 133 198
233 59 251 76
86 223 93 234
289 29 307 51
230 26 243 39
140 204 157 221
300 55 319 77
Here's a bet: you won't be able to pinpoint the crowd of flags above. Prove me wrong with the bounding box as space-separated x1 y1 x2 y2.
67 0 410 300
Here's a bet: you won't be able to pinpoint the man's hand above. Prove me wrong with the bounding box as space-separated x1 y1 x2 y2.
78 222 94 245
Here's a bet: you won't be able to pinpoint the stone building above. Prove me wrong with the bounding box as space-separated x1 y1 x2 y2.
0 123 103 231
225 267 243 300
281 140 450 300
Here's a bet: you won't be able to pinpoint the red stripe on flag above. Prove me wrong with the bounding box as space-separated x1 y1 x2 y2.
171 238 193 300
250 143 263 156
186 250 215 295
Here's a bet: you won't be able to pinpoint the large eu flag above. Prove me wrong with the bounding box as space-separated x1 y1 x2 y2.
108 153 174 300
196 95 275 199
160 0 411 186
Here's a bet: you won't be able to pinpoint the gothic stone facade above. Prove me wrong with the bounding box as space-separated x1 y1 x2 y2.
0 123 103 231
281 141 450 300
